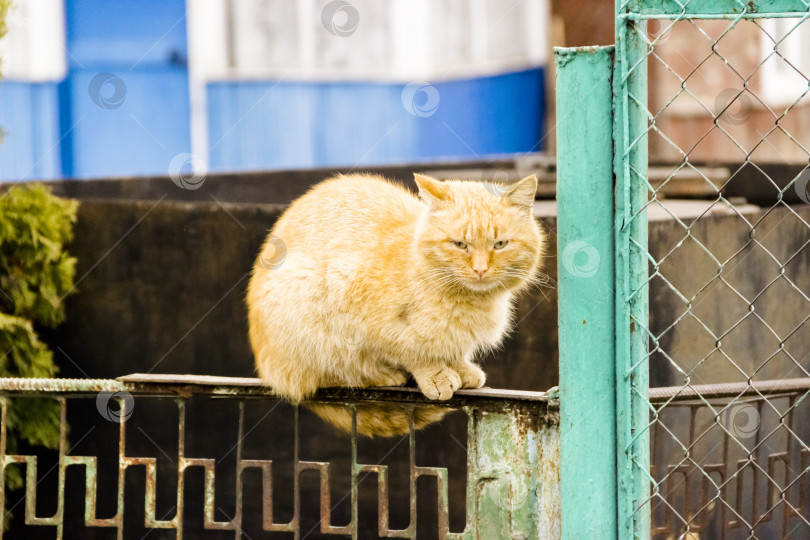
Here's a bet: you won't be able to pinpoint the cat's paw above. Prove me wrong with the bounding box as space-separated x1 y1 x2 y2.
414 366 462 401
456 363 486 389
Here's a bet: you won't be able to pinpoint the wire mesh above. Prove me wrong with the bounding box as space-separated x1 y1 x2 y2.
618 2 810 538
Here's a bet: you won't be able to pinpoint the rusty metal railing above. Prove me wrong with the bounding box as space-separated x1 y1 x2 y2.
649 379 810 539
0 374 560 539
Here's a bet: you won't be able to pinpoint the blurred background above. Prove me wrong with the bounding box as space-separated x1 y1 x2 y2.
3 1 809 183
0 0 562 180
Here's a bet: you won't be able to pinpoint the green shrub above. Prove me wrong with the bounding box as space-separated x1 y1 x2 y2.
0 184 78 488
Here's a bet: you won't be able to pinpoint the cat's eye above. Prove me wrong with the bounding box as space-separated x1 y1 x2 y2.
494 240 509 250
452 241 467 249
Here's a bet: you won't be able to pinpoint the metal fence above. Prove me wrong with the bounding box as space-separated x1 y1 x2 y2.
0 374 559 539
618 1 810 538
557 1 810 539
649 379 810 538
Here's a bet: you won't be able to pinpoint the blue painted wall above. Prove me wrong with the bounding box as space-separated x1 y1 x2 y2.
59 68 191 178
0 81 62 181
60 0 191 178
0 17 543 182
207 67 545 171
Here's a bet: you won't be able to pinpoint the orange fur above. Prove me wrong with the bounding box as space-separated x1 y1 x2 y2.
246 173 545 436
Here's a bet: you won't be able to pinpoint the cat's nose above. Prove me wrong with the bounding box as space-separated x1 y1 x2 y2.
471 253 488 278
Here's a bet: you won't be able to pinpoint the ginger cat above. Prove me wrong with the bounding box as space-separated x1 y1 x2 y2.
247 173 544 437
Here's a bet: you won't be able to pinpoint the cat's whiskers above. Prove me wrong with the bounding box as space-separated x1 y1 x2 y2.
505 269 556 293
418 270 470 292
414 267 463 289
412 268 448 288
411 275 457 294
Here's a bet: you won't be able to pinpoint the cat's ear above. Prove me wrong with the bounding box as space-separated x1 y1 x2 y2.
505 174 537 210
414 173 450 205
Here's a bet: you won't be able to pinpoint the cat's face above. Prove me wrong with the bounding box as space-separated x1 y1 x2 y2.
414 174 544 294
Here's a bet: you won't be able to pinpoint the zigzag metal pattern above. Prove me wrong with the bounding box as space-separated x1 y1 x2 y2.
650 397 810 536
0 398 462 539
0 378 560 539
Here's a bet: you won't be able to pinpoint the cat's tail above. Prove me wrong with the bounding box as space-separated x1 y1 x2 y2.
305 403 450 438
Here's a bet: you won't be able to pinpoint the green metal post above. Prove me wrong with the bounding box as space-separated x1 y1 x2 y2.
463 404 560 539
555 46 617 540
614 6 651 539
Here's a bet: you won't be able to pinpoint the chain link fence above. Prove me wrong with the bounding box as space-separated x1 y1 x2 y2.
618 2 810 538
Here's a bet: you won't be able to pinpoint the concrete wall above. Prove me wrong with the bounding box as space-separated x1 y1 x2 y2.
45 194 560 393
